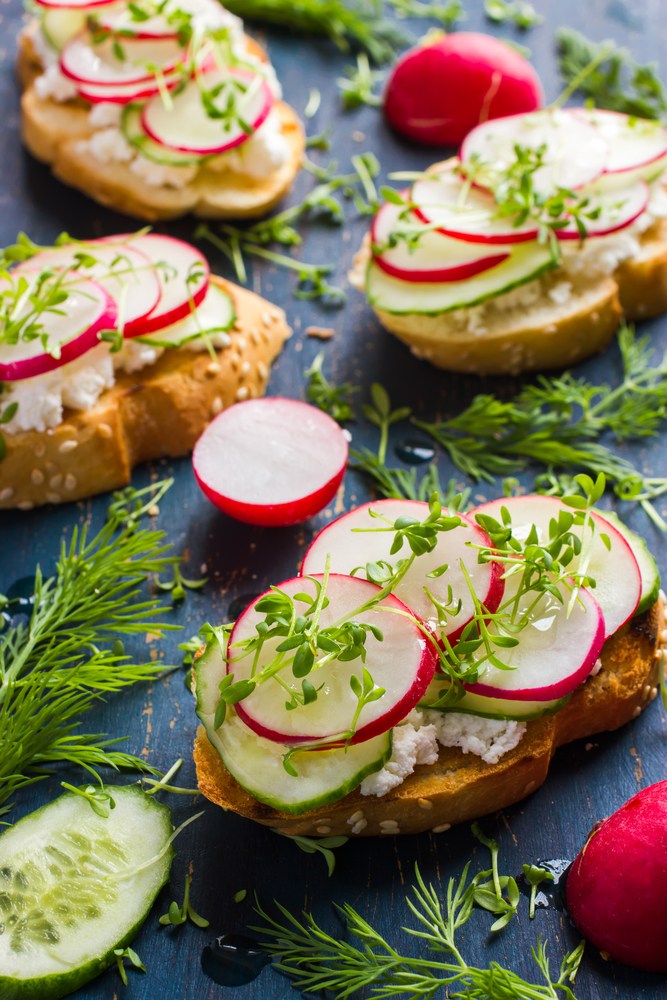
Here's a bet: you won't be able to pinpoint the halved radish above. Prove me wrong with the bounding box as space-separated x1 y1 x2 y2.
553 179 649 240
77 71 182 105
371 199 510 283
192 398 348 527
571 107 667 183
228 574 437 745
0 276 116 381
135 280 234 348
16 240 161 337
461 109 609 195
411 169 539 245
301 498 504 643
472 495 642 638
462 573 605 702
101 233 209 334
140 69 273 155
60 32 185 88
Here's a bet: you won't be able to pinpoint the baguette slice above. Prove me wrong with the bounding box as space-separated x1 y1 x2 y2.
0 277 290 510
18 26 305 222
194 597 665 836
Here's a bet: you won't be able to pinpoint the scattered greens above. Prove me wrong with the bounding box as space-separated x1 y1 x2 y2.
60 781 117 818
557 27 667 120
523 864 556 919
386 0 463 26
114 947 146 986
278 833 349 876
305 352 357 422
337 53 384 110
254 837 585 998
234 888 248 903
0 483 179 812
156 562 208 604
159 873 210 928
484 0 542 29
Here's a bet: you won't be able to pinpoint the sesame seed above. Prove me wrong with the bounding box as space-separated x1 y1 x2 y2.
632 706 642 718
240 360 251 376
651 687 658 699
59 439 78 453
316 825 332 835
235 386 249 401
211 396 223 415
523 781 536 795
64 474 77 492
31 468 45 486
98 423 113 439
34 442 46 458
431 823 451 834
229 353 240 372
417 798 433 810
207 362 221 375
148 505 159 517
661 629 667 644
261 312 272 327
249 329 260 345
270 309 282 321
49 474 63 489
235 335 247 351
379 820 400 834
17 500 34 510
347 810 364 825
45 492 61 504
0 487 14 502
643 684 652 698
257 361 268 379
351 818 367 834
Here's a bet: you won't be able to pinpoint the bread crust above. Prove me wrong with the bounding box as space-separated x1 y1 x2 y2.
194 598 665 836
0 277 290 509
18 26 305 221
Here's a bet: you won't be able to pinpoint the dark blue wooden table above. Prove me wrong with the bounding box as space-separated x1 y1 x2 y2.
1 0 666 996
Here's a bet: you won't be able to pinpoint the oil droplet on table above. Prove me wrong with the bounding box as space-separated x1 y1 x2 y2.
201 933 271 987
228 594 261 621
394 439 436 466
518 858 572 912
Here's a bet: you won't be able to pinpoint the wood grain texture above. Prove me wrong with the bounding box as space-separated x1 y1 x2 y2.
1 1 667 998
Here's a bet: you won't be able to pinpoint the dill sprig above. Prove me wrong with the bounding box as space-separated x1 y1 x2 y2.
0 489 180 810
557 27 667 120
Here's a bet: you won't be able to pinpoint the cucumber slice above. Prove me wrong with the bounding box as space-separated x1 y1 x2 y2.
366 241 557 315
0 785 173 1000
592 509 660 615
41 9 86 51
420 679 569 721
121 104 206 168
195 640 392 815
134 281 236 349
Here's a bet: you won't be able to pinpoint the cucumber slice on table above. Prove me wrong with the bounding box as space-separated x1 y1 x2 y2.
121 104 206 168
195 640 392 815
0 786 173 1000
366 241 557 315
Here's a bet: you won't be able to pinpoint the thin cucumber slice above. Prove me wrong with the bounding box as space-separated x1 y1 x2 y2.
121 104 206 168
195 640 392 815
0 785 173 1000
40 8 86 51
593 509 660 615
134 282 236 349
419 679 569 721
366 241 557 315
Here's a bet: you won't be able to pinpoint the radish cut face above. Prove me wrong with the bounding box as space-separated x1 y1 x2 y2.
571 107 667 180
228 574 437 745
302 498 504 643
192 398 348 527
0 275 117 381
472 495 642 637
60 33 185 87
461 109 609 195
135 280 234 348
463 571 604 701
566 781 667 973
553 180 648 240
76 72 182 104
140 70 273 155
15 240 161 337
35 0 117 8
371 200 510 283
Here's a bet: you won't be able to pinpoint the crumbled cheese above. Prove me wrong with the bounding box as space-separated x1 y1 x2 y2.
129 155 199 189
561 229 641 280
423 710 526 765
360 721 438 797
34 64 78 103
88 103 123 130
547 281 573 306
87 128 135 165
114 339 163 374
207 110 291 179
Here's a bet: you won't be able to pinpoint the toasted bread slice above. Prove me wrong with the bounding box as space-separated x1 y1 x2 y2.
0 278 290 510
193 597 665 836
18 26 305 221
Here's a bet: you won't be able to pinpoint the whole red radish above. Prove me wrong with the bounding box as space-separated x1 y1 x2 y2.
192 397 348 527
566 780 667 973
383 32 543 147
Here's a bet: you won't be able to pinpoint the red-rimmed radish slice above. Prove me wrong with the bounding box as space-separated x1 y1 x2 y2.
301 498 504 644
60 32 185 88
140 69 273 155
472 494 642 638
411 170 539 245
0 276 116 381
371 199 510 283
463 574 605 702
228 573 437 745
96 0 234 39
461 109 609 194
193 398 348 527
77 71 182 104
570 107 667 181
35 0 116 9
554 180 649 241
16 240 161 337
134 280 235 348
108 233 209 334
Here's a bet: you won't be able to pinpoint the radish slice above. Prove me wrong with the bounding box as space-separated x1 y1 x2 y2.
135 280 234 348
472 495 642 638
412 169 539 245
371 200 510 283
101 233 209 335
0 276 116 381
60 32 185 87
301 498 504 643
96 0 234 38
463 573 605 702
15 240 161 337
76 71 182 104
228 574 437 745
571 107 667 180
140 69 273 155
461 109 609 194
554 180 649 240
35 0 116 9
192 398 348 527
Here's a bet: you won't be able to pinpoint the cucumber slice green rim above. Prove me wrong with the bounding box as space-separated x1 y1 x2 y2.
0 785 174 1000
592 509 661 615
121 103 207 168
419 683 570 722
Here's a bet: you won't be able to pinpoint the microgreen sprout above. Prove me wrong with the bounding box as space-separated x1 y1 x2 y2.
305 352 357 422
159 873 210 928
386 0 464 27
484 0 543 29
523 864 556 919
114 946 146 986
277 832 349 876
60 781 117 818
337 53 384 109
156 562 208 603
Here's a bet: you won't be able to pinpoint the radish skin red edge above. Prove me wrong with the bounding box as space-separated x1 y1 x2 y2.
565 780 667 973
192 398 349 527
228 573 438 745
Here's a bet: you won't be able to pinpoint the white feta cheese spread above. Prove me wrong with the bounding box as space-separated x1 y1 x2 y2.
129 155 199 189
208 110 291 179
88 103 123 130
34 64 78 104
86 128 135 166
360 720 438 797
